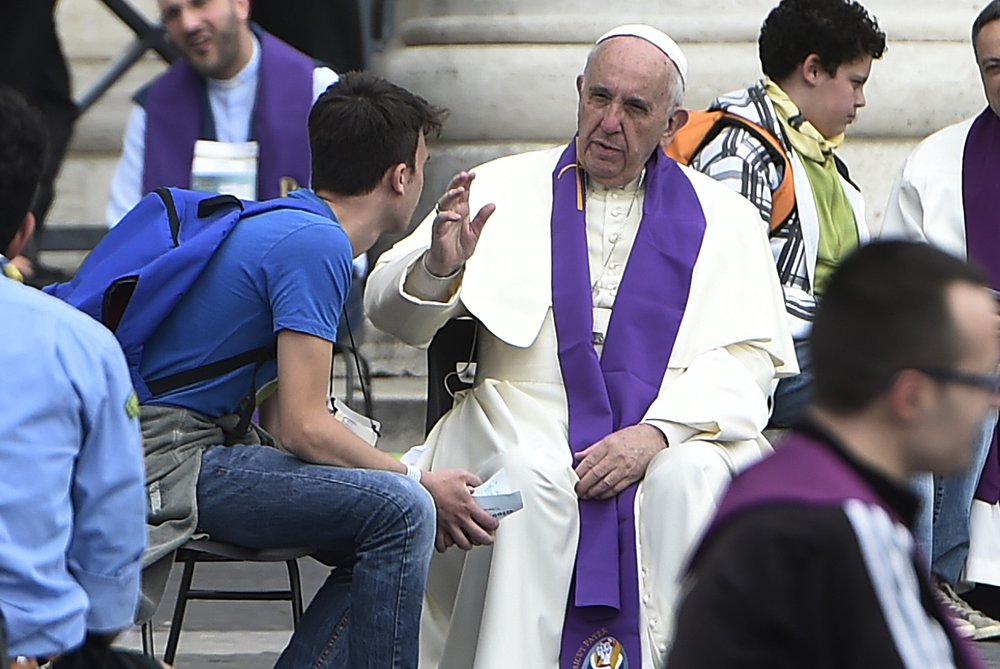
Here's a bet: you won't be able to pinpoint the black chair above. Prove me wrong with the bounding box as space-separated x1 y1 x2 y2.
141 538 310 665
425 317 478 435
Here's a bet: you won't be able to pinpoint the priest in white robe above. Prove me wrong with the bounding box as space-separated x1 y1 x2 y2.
880 2 1000 614
365 24 796 669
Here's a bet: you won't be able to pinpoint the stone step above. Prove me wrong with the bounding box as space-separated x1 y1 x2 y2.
341 318 428 453
378 1 987 236
59 0 160 60
343 373 428 455
394 0 978 30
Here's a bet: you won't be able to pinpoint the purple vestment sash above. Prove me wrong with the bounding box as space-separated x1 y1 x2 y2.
697 431 985 669
708 432 894 535
552 141 706 669
963 109 1000 504
142 30 314 200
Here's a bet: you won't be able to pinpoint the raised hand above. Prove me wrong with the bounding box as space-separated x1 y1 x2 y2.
424 171 496 277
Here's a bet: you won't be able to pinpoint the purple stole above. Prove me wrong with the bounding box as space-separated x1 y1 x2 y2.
142 30 314 200
552 142 706 668
700 431 985 669
963 109 1000 504
708 432 900 534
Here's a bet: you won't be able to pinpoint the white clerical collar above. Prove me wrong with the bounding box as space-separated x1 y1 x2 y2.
208 33 260 91
587 168 646 196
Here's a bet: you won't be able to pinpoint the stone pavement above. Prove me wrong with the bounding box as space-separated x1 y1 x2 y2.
117 558 1000 668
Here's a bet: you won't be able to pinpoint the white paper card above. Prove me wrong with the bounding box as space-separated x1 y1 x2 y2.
191 139 259 201
331 397 381 447
472 468 524 519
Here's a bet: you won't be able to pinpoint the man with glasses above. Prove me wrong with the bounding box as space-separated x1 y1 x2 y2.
668 241 996 669
880 0 1000 639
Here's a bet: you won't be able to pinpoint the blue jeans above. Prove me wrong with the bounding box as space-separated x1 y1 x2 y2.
196 444 436 669
770 338 812 428
913 410 998 586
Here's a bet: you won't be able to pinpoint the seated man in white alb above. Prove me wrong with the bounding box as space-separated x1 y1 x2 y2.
365 24 796 669
880 0 1000 640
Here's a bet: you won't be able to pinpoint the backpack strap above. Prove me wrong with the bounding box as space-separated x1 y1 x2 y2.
145 342 277 397
139 191 320 401
663 110 728 165
159 187 183 245
664 110 796 232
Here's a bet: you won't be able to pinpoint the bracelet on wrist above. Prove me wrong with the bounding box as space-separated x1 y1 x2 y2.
421 252 463 280
405 463 423 483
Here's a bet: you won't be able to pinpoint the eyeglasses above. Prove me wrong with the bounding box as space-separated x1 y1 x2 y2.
916 367 1000 394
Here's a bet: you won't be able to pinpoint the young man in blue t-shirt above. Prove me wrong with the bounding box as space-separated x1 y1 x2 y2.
138 72 498 669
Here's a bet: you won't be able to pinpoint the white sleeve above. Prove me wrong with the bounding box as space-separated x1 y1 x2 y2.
365 247 468 349
106 105 147 227
642 343 775 446
879 156 928 242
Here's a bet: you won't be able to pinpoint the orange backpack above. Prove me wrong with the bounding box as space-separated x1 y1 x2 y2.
663 110 796 232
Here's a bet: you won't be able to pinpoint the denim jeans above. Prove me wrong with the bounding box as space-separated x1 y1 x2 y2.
770 338 812 428
196 444 436 669
913 410 999 586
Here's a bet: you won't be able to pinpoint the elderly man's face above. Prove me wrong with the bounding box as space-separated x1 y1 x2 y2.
576 37 679 187
158 0 251 80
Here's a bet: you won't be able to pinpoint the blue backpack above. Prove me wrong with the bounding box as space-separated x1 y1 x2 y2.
45 187 328 404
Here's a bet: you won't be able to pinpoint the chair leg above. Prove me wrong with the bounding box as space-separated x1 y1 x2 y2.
286 558 304 625
164 555 198 665
140 621 155 657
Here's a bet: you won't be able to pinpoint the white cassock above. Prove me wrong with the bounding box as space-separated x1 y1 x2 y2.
880 116 1000 587
364 145 796 668
880 118 974 258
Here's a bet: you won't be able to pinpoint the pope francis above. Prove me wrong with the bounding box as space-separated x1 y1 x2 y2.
365 24 797 669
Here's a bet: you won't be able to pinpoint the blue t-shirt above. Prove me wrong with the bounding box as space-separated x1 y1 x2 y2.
140 189 353 417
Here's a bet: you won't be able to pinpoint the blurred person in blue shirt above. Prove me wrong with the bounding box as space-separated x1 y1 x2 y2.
0 87 159 669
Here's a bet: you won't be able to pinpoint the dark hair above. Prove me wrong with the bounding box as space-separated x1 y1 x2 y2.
811 241 988 413
308 71 446 196
973 1 1000 55
0 86 47 254
759 0 886 81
